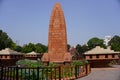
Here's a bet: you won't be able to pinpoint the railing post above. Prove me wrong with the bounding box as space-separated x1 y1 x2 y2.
41 67 44 80
59 66 61 80
16 66 18 80
46 67 48 80
86 64 88 75
89 63 91 73
37 67 39 80
75 65 77 79
0 66 3 80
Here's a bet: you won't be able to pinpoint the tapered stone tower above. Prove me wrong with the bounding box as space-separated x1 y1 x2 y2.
42 3 71 63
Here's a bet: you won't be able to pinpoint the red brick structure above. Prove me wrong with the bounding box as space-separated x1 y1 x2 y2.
42 3 71 63
84 46 120 67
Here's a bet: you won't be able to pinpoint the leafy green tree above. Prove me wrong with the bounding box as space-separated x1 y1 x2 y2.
75 44 85 58
108 35 120 51
22 43 35 53
35 43 43 53
67 44 71 52
87 37 106 50
111 43 120 51
82 44 89 53
76 44 83 53
14 45 22 52
109 35 120 45
0 29 14 50
22 43 47 53
35 43 47 53
10 42 17 50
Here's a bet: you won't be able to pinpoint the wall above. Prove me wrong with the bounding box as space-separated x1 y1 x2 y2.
85 54 119 67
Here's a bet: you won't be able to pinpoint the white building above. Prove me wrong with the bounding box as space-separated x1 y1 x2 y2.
104 36 112 46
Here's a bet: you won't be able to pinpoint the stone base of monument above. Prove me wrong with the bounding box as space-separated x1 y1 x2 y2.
42 52 72 66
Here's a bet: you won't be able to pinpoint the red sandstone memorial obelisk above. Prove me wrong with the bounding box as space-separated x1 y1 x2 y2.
42 3 71 63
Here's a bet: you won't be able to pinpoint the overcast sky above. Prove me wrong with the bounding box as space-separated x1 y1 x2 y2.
0 0 120 46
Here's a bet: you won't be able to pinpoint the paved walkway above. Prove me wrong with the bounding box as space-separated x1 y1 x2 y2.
76 65 120 80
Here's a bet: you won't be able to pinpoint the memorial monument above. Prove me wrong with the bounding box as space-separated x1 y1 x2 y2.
42 3 71 63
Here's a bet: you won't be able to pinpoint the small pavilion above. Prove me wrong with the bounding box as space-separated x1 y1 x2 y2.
84 46 120 67
25 51 42 60
0 48 24 66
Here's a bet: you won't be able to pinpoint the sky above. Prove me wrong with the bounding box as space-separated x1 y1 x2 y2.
0 0 120 46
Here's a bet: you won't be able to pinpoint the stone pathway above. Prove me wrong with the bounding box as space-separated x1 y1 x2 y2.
76 65 120 80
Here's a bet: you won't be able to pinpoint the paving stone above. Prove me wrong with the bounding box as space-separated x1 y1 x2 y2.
76 65 120 80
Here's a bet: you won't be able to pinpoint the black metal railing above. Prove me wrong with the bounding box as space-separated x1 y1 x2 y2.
0 64 91 80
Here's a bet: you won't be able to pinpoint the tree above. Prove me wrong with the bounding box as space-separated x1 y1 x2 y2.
76 44 83 53
35 43 47 53
67 44 71 52
75 44 84 58
108 35 120 51
22 43 48 53
22 43 35 53
0 29 14 50
87 37 106 50
82 44 89 53
14 45 22 52
10 42 17 50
